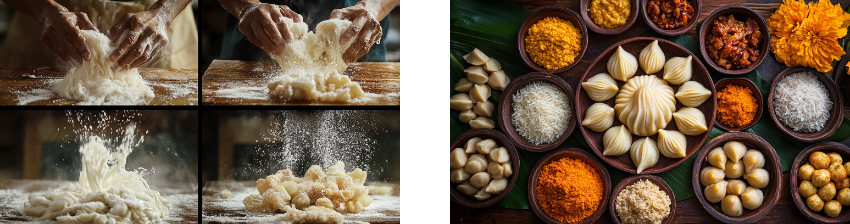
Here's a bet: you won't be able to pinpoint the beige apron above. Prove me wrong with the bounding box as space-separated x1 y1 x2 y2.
0 0 198 69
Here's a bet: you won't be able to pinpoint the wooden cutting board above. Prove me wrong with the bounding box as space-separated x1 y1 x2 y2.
202 181 400 224
0 179 198 222
202 60 400 106
0 67 198 105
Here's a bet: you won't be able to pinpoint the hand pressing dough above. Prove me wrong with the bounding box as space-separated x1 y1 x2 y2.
450 93 474 111
53 30 154 105
267 18 366 102
464 48 490 66
469 117 495 129
455 78 474 92
465 66 489 84
469 84 491 103
488 70 510 91
460 110 477 123
473 101 495 117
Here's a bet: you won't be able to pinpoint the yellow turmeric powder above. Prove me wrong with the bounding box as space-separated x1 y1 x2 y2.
536 157 603 223
525 17 582 70
717 84 758 127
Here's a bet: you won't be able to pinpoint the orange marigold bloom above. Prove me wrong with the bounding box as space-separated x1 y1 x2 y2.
767 0 850 72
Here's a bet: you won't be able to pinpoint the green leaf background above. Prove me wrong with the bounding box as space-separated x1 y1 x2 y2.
450 0 850 209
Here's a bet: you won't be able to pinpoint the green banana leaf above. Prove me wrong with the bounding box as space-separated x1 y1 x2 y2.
450 0 850 210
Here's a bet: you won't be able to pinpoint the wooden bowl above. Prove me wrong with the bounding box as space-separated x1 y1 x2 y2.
580 0 640 35
576 37 716 174
641 0 700 36
767 67 844 143
498 72 577 152
698 5 771 75
714 77 763 132
609 175 677 224
789 142 850 224
528 148 611 224
517 6 589 73
691 132 782 223
449 128 521 208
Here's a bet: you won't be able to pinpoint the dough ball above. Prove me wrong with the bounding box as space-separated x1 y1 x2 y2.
483 58 502 72
828 152 843 165
451 168 471 183
464 66 488 84
740 187 764 210
485 178 508 194
465 137 483 154
487 162 505 179
799 180 818 199
824 200 842 218
476 139 498 154
725 160 745 179
464 155 487 174
708 147 727 170
489 147 510 163
469 172 491 188
743 168 770 189
474 187 491 201
819 182 837 201
469 117 495 129
464 48 490 66
807 194 825 212
798 163 815 181
836 178 850 190
726 180 747 196
473 101 495 117
488 70 510 91
469 84 491 103
837 188 850 206
721 195 743 217
459 110 477 123
811 151 830 169
502 163 513 177
450 93 474 111
700 166 725 186
704 180 728 203
450 148 468 169
455 78 474 92
812 169 831 187
829 163 847 182
457 181 479 196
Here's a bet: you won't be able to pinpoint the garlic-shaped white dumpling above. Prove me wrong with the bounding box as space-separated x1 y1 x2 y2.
631 137 659 174
744 168 770 189
675 81 712 107
657 129 687 158
705 180 728 203
582 73 619 102
639 40 665 74
673 107 708 136
708 147 727 170
663 55 693 85
724 141 747 163
701 166 726 186
727 180 747 196
740 186 764 210
722 195 744 217
615 75 676 136
725 160 745 179
603 125 632 156
743 149 765 173
607 46 638 82
582 103 615 132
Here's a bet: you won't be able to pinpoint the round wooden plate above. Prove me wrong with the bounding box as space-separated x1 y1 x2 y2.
698 5 771 75
714 77 763 132
498 72 577 152
609 174 677 224
517 5 589 73
449 128 521 208
768 67 844 143
691 132 782 224
789 142 850 224
642 0 700 36
575 37 717 174
580 0 640 35
528 148 611 224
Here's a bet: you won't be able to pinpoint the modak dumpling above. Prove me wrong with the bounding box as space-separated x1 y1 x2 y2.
639 40 665 74
631 137 659 174
727 180 747 196
673 107 708 136
663 55 693 85
582 103 615 132
705 180 728 203
607 46 638 82
744 168 770 188
701 166 726 186
615 75 676 136
722 195 744 217
741 187 764 210
603 125 632 156
675 81 712 107
725 160 745 179
724 141 747 163
743 149 765 173
582 73 619 102
657 129 686 158
708 147 727 170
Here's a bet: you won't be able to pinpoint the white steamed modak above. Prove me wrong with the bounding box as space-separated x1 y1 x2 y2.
615 75 676 136
639 40 665 74
582 73 619 102
607 46 638 82
663 55 693 85
673 107 708 136
582 103 615 132
631 137 659 174
603 125 632 156
675 81 712 107
657 129 687 158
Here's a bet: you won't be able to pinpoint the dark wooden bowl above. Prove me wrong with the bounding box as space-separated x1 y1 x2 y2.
449 128 521 208
576 37 716 174
714 78 763 132
609 174 676 224
789 142 850 224
768 67 844 143
691 132 782 224
580 0 640 35
641 0 700 36
517 6 589 73
498 72 577 152
528 148 611 224
698 5 771 75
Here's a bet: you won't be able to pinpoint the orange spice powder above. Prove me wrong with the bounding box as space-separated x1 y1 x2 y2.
536 157 603 223
717 84 758 127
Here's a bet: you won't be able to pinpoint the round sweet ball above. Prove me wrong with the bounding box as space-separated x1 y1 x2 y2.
807 194 825 212
837 188 850 206
798 163 815 181
799 180 818 199
824 200 842 218
812 169 831 188
829 163 847 182
811 152 830 170
827 152 843 165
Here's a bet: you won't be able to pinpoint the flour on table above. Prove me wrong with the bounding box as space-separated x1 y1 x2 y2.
23 126 170 224
267 18 365 102
53 30 154 105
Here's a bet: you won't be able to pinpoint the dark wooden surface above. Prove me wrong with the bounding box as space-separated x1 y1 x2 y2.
789 142 850 224
497 73 576 152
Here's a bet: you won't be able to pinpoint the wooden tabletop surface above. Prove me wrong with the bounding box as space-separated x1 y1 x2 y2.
202 180 400 224
0 179 198 223
201 60 400 106
451 0 850 222
0 67 199 105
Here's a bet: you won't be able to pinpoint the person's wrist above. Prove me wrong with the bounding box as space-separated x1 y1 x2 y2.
36 5 67 26
237 3 262 20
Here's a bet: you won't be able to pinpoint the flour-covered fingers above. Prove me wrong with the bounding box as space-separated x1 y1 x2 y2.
252 22 278 55
113 30 153 71
110 30 141 62
108 14 131 41
261 10 285 51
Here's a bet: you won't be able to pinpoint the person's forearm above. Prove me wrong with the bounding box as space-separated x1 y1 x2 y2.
148 0 193 26
217 0 261 19
359 0 398 21
1 0 67 24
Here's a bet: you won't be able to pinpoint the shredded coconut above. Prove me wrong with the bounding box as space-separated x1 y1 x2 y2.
773 71 833 132
615 179 671 224
511 81 572 144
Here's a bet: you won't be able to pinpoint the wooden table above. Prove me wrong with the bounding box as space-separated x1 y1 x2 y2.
0 179 198 222
0 67 198 105
202 60 400 106
451 0 850 222
202 181 400 224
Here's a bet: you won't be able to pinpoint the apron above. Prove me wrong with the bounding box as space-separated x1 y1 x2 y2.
0 0 198 69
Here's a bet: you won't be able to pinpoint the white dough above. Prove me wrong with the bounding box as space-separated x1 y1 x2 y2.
268 18 366 102
53 30 154 105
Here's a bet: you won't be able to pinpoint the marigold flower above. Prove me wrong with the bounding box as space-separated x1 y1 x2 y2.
767 0 850 72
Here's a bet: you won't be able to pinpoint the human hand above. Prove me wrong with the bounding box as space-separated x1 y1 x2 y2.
330 2 382 63
107 10 170 71
38 10 98 65
237 3 302 56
